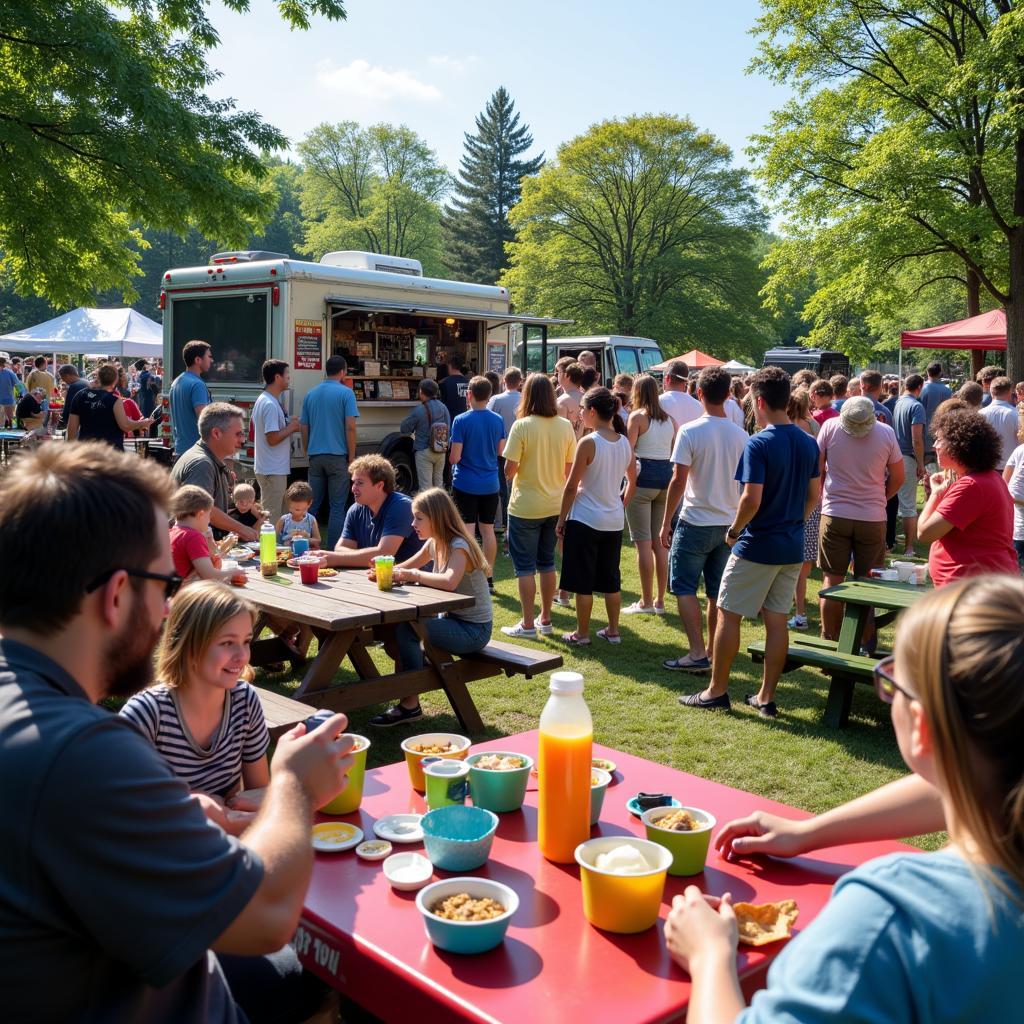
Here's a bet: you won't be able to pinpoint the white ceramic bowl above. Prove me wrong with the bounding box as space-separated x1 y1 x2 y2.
383 851 433 891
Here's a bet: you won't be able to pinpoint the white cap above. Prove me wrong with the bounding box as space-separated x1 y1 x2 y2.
549 671 584 694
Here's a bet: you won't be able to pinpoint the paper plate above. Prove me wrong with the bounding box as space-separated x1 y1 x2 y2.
592 757 617 774
355 840 393 861
626 796 682 818
312 821 363 852
373 814 424 844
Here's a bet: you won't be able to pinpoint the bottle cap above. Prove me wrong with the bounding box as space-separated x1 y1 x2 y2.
549 671 584 695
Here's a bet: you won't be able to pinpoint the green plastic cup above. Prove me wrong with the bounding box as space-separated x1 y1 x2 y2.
589 767 612 826
320 735 370 815
467 752 533 813
641 805 716 876
424 759 470 810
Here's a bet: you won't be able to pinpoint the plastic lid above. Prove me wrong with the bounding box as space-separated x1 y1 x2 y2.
549 671 584 694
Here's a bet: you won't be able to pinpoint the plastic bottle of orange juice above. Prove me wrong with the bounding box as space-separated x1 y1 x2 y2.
538 671 593 863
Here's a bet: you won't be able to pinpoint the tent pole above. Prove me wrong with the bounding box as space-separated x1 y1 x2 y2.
898 346 902 381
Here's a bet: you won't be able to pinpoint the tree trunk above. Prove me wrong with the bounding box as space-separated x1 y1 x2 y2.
966 265 985 378
1007 226 1024 383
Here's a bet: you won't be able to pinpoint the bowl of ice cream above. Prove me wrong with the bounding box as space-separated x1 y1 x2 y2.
574 837 673 933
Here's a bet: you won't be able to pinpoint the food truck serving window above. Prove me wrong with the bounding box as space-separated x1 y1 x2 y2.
170 293 270 383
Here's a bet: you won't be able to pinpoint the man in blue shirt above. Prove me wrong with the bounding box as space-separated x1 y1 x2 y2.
451 376 506 588
0 356 17 428
680 366 819 718
169 340 212 455
892 374 926 555
299 355 359 549
919 361 952 469
400 378 449 493
321 454 420 568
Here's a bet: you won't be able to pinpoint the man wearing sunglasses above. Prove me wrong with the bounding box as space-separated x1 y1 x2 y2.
0 444 355 1023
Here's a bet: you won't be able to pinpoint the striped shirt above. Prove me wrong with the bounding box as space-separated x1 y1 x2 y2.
120 682 269 798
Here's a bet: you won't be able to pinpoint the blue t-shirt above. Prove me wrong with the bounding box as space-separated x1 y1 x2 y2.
340 491 421 563
451 408 506 495
400 399 450 452
300 380 360 457
169 371 210 454
870 397 893 427
740 851 1024 1024
919 379 952 445
892 394 926 456
982 391 993 408
0 367 17 404
733 423 819 565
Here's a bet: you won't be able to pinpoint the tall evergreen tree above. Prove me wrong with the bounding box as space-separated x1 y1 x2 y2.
442 87 543 285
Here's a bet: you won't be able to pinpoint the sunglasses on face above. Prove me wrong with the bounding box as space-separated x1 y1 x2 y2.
86 568 184 601
873 655 917 704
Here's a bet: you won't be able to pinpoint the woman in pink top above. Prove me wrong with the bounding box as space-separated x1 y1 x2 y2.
919 408 1017 587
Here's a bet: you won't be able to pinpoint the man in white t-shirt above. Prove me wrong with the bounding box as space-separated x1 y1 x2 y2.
1003 442 1024 571
659 359 703 432
252 359 300 517
659 367 748 673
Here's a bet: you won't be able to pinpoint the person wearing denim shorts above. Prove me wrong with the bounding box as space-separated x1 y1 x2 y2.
500 374 576 638
659 367 747 674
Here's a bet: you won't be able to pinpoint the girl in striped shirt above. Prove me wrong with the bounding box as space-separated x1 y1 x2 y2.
120 581 269 834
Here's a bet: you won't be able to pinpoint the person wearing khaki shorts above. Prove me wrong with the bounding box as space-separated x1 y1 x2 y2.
717 555 803 620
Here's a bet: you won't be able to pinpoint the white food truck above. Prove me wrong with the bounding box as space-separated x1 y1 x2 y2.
159 250 570 492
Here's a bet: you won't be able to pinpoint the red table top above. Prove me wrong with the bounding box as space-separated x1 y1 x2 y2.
297 730 913 1024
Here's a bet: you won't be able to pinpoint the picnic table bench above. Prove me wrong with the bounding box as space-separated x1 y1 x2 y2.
254 687 319 740
241 566 561 735
748 578 926 728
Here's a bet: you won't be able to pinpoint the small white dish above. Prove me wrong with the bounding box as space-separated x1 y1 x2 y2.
383 851 433 891
355 840 393 861
373 814 424 844
312 821 363 853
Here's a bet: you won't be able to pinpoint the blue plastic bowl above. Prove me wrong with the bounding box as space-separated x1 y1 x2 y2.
416 877 518 954
421 805 499 871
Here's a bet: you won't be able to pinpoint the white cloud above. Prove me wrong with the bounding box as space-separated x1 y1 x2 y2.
315 59 442 103
427 55 481 74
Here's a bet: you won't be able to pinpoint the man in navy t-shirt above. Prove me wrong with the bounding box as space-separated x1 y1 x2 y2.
321 454 421 567
680 366 820 719
450 376 506 587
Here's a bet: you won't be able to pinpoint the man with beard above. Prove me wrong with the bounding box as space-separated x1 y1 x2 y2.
0 443 356 1023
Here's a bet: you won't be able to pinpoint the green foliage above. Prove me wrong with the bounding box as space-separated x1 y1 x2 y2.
0 1 345 307
298 122 449 275
503 115 770 363
442 87 544 285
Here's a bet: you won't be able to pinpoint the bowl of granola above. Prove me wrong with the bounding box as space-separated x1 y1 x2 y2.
415 877 519 954
641 805 716 876
401 733 471 793
466 751 533 813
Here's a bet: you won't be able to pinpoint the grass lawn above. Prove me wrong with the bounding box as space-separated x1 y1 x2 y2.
256 537 944 852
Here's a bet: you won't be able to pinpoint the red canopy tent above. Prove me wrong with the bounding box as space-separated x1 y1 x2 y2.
899 309 1006 351
651 348 724 372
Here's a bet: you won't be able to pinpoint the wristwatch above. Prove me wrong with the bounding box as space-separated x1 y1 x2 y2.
726 527 741 540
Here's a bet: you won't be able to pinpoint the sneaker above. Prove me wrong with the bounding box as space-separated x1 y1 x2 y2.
623 601 656 615
663 655 711 673
501 621 537 638
553 595 573 607
536 620 553 635
787 614 808 630
370 703 423 728
678 690 731 711
744 694 778 719
653 605 667 616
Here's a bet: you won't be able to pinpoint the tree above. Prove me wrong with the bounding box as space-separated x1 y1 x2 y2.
0 1 346 308
503 114 769 362
298 122 449 275
442 87 544 285
750 1 1024 377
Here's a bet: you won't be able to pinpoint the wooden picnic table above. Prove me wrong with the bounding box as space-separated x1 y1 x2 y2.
296 730 916 1024
240 565 561 735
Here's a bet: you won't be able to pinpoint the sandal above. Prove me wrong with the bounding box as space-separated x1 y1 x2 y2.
596 628 621 645
663 655 711 673
561 632 591 646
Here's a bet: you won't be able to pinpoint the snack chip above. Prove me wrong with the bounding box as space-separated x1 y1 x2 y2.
410 741 454 754
318 567 338 577
733 899 799 946
654 809 699 832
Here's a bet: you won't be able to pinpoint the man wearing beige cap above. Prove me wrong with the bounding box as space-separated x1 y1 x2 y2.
816 396 904 642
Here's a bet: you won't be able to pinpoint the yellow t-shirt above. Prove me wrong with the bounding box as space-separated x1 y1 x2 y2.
26 369 55 397
505 414 577 520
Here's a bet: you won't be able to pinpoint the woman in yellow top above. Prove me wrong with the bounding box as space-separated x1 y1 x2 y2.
500 373 577 638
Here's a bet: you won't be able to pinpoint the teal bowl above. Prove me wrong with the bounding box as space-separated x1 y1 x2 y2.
467 751 533 813
589 767 612 826
416 877 519 954
421 804 499 871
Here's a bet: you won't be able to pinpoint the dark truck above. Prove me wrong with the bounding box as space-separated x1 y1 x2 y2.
762 347 851 379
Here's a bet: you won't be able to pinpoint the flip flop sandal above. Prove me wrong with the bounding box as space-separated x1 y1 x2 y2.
596 628 621 645
562 632 591 645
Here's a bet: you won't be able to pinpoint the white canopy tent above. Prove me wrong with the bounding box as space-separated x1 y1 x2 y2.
0 307 162 358
721 359 756 373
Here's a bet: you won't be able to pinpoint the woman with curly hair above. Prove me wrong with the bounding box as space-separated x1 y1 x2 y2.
918 407 1017 586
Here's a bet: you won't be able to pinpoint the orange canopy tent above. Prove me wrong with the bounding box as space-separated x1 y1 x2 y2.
650 348 724 372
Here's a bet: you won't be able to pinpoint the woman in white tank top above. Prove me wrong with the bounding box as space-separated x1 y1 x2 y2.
624 375 676 615
556 387 637 645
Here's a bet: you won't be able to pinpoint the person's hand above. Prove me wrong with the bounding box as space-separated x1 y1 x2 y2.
271 713 355 810
236 523 259 543
713 810 810 860
928 471 953 500
393 568 415 584
664 887 737 973
917 465 926 480
725 530 738 548
227 788 266 812
193 792 231 831
229 570 247 587
366 566 377 581
222 808 258 836
555 517 566 539
659 523 673 549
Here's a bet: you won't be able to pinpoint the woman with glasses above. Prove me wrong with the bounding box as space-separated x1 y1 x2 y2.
120 581 269 836
663 575 1024 1021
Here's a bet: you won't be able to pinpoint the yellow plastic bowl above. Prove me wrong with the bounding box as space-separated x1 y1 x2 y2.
574 837 673 933
401 733 471 793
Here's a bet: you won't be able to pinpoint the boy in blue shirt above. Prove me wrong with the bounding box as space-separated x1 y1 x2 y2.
680 366 820 718
450 376 506 589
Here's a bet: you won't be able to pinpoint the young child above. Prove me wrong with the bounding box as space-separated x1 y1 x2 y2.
170 485 247 586
120 581 269 835
369 488 493 727
276 480 321 548
666 574 1024 1021
227 482 264 529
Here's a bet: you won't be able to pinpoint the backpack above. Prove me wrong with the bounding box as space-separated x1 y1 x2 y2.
427 400 449 453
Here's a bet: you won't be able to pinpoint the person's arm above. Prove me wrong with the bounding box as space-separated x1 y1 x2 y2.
397 546 469 591
725 483 763 546
210 505 258 542
713 773 944 859
803 474 821 519
660 463 690 548
190 554 246 585
275 515 287 541
912 422 925 477
555 437 594 536
504 458 519 481
241 755 270 791
449 441 464 465
265 416 300 447
399 408 419 434
917 474 956 542
308 517 321 549
497 437 506 458
621 445 637 507
884 456 905 500
392 540 433 571
66 412 80 441
113 398 151 433
300 424 309 452
322 533 406 567
346 415 357 463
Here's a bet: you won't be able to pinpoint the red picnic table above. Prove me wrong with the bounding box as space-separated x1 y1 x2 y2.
297 730 914 1023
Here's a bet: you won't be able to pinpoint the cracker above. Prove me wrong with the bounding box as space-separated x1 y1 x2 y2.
733 899 799 946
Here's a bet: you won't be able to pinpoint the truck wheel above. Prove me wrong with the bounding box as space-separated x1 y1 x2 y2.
389 449 416 495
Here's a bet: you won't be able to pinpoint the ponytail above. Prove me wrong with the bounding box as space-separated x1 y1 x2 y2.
581 386 625 434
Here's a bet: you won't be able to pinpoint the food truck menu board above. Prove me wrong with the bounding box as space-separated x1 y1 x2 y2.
294 320 323 370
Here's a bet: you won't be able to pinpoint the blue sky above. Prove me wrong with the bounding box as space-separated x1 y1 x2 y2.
207 0 790 182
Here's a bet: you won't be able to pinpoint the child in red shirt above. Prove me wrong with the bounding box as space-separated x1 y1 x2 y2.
170 486 247 586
